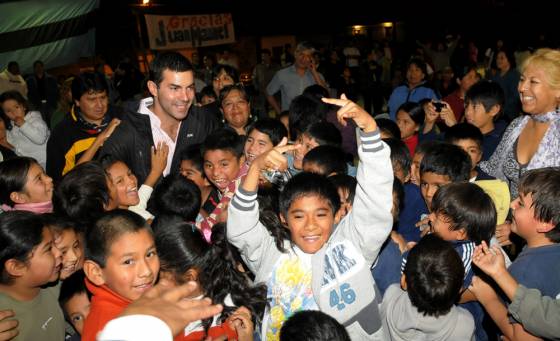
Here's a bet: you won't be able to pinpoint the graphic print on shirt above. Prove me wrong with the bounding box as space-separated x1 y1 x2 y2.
264 253 318 341
321 240 364 311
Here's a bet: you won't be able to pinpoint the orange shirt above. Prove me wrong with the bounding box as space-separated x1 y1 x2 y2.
82 278 131 341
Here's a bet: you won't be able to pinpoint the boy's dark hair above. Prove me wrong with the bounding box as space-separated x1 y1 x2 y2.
201 128 244 159
288 94 325 140
415 140 442 157
420 143 471 182
280 310 351 341
404 234 464 317
376 118 401 140
0 156 36 206
53 161 111 232
465 80 505 120
303 145 348 176
71 72 109 102
0 91 30 129
444 123 484 150
179 144 204 174
198 85 217 102
383 138 412 179
85 209 150 268
0 211 45 284
42 214 77 236
59 270 88 317
149 174 201 222
247 118 288 146
432 182 496 243
396 101 425 126
279 172 340 218
257 186 290 252
456 64 480 83
518 167 560 242
303 121 342 147
149 52 193 86
329 174 358 204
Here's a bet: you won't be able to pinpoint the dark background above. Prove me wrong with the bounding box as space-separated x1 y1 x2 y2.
96 0 557 67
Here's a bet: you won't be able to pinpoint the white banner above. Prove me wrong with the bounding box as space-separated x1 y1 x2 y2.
145 13 235 50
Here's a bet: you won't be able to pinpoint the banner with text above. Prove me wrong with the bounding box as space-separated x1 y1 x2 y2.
145 13 235 50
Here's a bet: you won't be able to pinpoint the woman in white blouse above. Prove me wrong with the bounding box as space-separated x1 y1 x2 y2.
0 90 49 167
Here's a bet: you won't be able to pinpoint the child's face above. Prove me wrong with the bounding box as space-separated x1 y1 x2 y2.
420 172 452 211
428 212 465 241
200 95 215 106
107 162 139 208
180 160 208 190
101 229 159 301
19 163 53 204
1 99 26 122
244 129 274 163
464 102 496 133
294 134 319 169
392 161 409 184
64 292 90 335
510 192 542 240
452 139 482 172
203 149 242 192
54 229 84 280
396 110 418 140
303 161 327 176
410 152 423 186
25 228 62 286
282 195 335 254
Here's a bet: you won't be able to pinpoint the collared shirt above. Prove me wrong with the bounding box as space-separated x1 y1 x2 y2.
266 65 325 111
138 97 181 176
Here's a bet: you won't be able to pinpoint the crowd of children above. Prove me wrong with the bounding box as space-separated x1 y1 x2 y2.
1 48 560 341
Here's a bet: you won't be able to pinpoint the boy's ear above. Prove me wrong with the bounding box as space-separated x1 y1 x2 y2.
488 104 501 118
454 228 468 241
536 221 556 233
83 260 105 286
4 259 27 278
400 274 407 291
9 191 26 204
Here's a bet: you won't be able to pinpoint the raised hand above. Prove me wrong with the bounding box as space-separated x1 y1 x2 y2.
321 94 377 132
98 118 121 146
472 241 506 278
151 141 169 176
119 281 223 337
252 137 299 173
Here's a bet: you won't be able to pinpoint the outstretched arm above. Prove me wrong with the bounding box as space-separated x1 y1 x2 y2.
322 95 393 262
77 118 120 165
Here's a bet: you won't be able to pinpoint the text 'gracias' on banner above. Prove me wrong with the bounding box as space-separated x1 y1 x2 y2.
144 13 235 50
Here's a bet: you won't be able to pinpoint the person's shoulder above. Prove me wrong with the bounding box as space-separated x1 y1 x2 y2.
51 113 76 133
26 110 44 119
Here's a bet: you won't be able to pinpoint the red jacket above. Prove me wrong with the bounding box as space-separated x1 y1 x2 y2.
82 278 131 341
